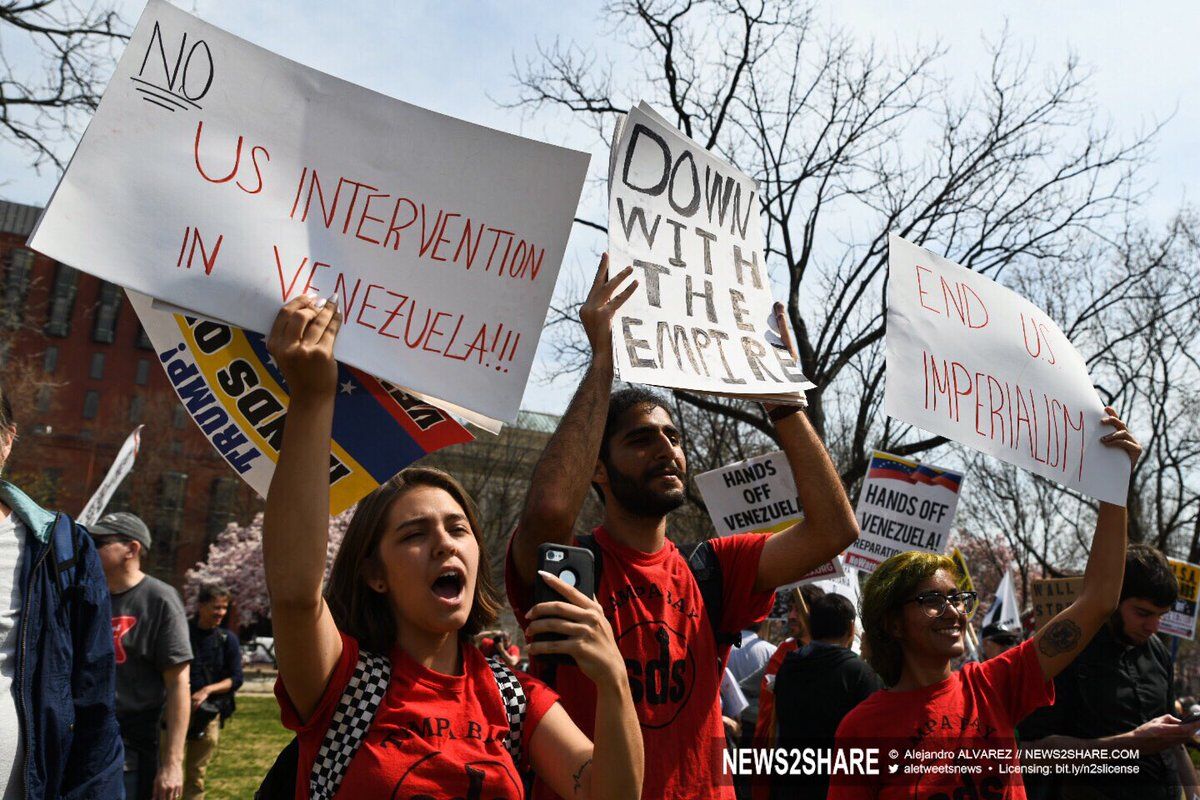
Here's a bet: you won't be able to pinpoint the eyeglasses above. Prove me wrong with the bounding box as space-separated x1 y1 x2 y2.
905 590 979 618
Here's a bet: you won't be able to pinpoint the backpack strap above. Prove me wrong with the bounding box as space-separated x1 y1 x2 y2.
50 513 79 598
486 656 529 769
685 540 739 650
309 650 391 800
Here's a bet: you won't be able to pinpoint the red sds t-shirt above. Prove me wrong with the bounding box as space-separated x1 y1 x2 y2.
829 638 1054 800
507 526 775 800
276 632 558 799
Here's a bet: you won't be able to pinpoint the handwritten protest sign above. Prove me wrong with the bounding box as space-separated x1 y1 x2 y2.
129 292 472 515
78 426 143 526
885 234 1130 505
1163 558 1200 640
29 0 589 425
694 450 841 584
607 103 813 402
1030 577 1083 630
845 451 963 574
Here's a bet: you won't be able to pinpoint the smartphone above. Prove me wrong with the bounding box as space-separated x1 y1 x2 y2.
532 543 596 666
1180 711 1200 725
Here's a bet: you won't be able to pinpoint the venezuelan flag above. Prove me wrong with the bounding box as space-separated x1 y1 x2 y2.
867 451 919 482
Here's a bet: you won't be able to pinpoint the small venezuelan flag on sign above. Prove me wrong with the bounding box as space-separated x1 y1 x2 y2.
867 451 962 494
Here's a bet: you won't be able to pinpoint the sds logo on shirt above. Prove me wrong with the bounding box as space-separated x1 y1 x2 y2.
620 622 696 729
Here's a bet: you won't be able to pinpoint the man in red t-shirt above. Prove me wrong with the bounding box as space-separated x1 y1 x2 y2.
506 256 860 800
477 630 521 667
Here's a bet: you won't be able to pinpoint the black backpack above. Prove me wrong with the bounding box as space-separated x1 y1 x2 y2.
255 652 528 800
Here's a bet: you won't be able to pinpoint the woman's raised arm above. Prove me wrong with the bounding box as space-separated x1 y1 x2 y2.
263 294 345 721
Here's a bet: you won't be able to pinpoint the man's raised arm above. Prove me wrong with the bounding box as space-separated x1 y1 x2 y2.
511 254 636 587
754 407 860 592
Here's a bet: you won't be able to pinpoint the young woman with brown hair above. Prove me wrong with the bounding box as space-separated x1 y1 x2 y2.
262 294 642 799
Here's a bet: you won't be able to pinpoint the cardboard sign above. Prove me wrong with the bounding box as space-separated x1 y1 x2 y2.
607 103 813 402
1030 577 1083 630
845 450 964 573
29 0 589 425
1163 558 1200 640
129 291 472 515
78 426 143 526
694 450 841 584
885 235 1130 505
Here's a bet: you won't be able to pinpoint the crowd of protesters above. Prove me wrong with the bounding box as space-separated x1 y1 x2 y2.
2 252 1200 800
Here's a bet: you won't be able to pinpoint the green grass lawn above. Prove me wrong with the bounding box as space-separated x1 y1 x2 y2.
204 695 292 800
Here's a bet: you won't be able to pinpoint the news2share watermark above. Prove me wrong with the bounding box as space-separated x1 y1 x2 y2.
716 741 1144 786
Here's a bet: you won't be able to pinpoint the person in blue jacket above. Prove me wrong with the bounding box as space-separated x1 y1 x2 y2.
0 385 124 799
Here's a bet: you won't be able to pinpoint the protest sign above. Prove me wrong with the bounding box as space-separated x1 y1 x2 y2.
1163 558 1200 640
885 234 1130 505
129 292 473 515
845 451 963 574
78 426 143 526
607 102 813 402
694 450 841 584
29 0 589 425
1030 577 1083 630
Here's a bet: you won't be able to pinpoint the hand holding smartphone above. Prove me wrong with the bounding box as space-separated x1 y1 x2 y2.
531 543 596 666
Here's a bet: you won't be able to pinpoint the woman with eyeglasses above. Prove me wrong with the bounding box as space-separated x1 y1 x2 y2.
829 407 1141 799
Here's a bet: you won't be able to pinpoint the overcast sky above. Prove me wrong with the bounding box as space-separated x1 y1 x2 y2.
2 1 1195 415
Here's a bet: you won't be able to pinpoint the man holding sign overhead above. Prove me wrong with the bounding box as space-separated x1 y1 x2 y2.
505 252 859 800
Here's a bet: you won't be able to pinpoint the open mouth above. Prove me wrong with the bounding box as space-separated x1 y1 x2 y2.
934 625 962 640
431 569 465 602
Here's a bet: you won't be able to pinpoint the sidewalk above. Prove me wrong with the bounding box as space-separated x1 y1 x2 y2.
240 666 278 695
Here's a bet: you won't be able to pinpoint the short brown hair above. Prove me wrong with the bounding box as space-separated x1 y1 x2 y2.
860 551 959 687
324 467 501 654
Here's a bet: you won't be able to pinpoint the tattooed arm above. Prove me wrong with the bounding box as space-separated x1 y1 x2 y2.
510 254 637 588
1033 408 1140 681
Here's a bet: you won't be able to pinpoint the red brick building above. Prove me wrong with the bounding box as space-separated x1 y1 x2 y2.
0 199 260 585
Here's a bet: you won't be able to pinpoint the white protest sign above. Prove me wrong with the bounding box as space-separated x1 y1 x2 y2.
1163 558 1200 640
29 0 589 425
885 234 1129 504
607 103 813 401
846 450 964 574
78 426 143 526
694 450 841 584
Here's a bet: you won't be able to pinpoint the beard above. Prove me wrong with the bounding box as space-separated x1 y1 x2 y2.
605 462 687 519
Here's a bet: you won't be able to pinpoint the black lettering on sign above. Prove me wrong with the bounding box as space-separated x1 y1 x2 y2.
380 381 448 431
132 19 214 112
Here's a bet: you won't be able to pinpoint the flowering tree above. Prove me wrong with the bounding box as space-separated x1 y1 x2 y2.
184 507 355 625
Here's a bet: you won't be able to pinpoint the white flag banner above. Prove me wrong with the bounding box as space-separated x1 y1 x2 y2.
607 102 813 402
981 571 1022 632
78 426 143 526
885 234 1129 505
693 450 841 584
28 0 590 425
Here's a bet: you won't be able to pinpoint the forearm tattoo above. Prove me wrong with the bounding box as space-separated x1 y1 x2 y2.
572 758 592 795
1039 619 1082 657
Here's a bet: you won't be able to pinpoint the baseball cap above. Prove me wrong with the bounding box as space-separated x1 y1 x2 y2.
90 511 152 552
981 623 1021 644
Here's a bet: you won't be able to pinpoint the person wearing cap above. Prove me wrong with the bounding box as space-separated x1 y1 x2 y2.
980 622 1022 660
0 385 124 799
92 511 193 800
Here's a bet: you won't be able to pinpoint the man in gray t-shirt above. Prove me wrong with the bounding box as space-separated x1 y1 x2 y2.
93 513 191 800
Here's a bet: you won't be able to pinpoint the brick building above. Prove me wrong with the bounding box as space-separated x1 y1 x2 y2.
0 199 262 584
